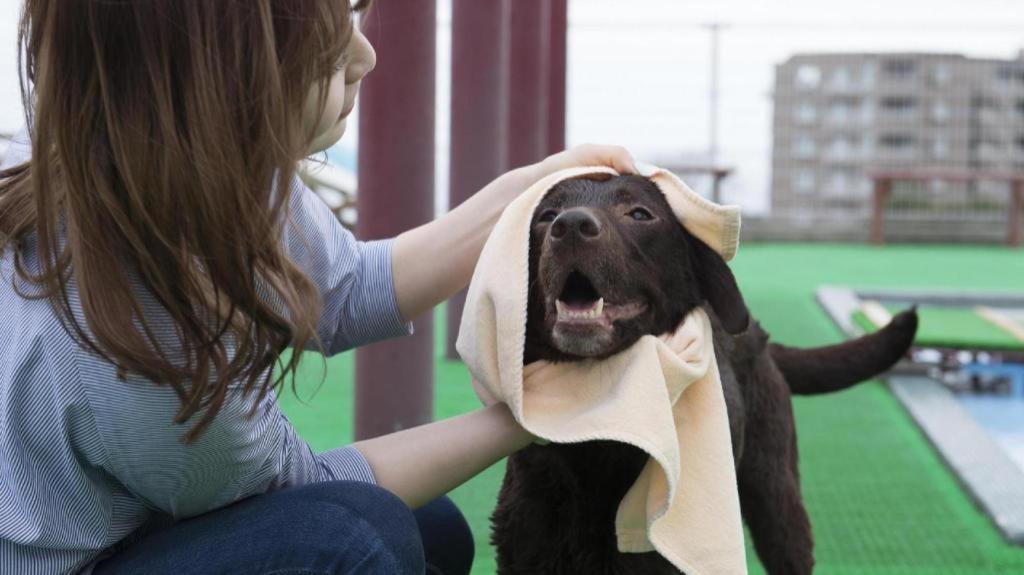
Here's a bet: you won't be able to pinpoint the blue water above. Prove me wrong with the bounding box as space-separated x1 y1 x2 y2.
956 364 1024 473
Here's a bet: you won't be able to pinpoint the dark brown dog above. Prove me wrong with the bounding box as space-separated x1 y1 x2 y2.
491 174 918 574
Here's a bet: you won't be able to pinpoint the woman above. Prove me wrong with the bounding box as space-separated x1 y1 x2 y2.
0 1 635 574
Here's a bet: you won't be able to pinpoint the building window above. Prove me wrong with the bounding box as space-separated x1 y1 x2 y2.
880 134 915 149
861 62 877 88
795 101 817 124
932 137 950 158
883 59 916 79
971 95 999 111
826 168 856 196
828 137 853 159
860 101 875 123
795 65 822 90
793 170 816 193
881 96 917 112
1016 136 1024 151
831 66 851 90
931 64 951 85
793 135 817 158
1016 99 1024 116
861 135 875 156
996 66 1024 84
827 96 860 125
932 101 950 123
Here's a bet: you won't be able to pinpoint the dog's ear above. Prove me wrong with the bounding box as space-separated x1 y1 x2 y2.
687 235 750 335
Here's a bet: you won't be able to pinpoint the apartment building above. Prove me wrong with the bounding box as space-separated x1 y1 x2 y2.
771 52 1024 218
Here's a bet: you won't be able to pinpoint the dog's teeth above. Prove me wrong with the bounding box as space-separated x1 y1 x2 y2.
556 300 565 316
595 298 604 316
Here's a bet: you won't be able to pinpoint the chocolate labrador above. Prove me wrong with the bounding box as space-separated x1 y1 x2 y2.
490 174 918 575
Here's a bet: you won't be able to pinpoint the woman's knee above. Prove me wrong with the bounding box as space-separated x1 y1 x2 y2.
282 481 425 573
414 496 475 575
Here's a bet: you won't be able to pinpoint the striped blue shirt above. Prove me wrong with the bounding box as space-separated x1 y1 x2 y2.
0 130 413 574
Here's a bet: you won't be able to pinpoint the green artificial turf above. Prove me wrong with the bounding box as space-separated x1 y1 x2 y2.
852 306 1023 351
278 243 1024 574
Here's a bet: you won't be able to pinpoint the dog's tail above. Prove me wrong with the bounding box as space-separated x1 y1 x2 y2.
770 308 918 396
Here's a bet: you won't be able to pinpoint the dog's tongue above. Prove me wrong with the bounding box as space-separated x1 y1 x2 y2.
556 298 605 320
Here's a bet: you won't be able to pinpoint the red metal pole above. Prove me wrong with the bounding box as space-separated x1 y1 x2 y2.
871 177 890 245
445 0 509 360
355 1 436 440
546 0 568 155
1010 179 1023 248
505 0 551 170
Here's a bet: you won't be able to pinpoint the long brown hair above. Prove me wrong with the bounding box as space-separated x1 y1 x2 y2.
0 0 369 442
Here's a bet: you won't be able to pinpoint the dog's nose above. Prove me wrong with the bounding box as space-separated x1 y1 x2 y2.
550 208 602 241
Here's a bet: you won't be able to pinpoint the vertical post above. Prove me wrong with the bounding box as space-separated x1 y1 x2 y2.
546 0 568 155
704 22 727 203
1009 179 1023 247
445 0 509 360
355 0 436 439
871 177 891 245
505 0 551 170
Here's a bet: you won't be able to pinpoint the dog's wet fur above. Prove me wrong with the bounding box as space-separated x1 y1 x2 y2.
491 174 919 575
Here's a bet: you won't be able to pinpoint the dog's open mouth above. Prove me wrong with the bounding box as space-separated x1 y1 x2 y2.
553 270 646 331
556 271 605 324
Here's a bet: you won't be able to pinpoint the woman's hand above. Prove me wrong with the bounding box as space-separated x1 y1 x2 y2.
533 143 639 180
391 144 637 322
498 144 638 207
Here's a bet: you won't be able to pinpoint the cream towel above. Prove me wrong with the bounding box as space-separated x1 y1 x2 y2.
457 165 747 575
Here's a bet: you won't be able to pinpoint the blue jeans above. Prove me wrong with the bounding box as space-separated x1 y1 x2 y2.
93 481 475 574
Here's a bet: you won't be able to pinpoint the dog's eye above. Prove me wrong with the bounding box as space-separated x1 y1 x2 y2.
538 210 558 223
628 207 654 221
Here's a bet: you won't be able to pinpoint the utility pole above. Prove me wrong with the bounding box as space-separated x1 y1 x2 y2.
703 22 728 203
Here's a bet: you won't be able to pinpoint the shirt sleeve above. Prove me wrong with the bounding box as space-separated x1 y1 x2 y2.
1 126 31 169
282 177 413 355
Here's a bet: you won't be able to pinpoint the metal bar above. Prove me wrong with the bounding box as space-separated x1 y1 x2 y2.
445 0 509 360
355 0 436 440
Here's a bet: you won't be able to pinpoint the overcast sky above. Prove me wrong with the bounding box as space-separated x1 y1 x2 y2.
0 0 1021 212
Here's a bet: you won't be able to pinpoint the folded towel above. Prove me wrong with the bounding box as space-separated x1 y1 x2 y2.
457 165 747 574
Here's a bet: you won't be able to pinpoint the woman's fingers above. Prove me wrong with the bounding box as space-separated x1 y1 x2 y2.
576 143 638 174
540 143 638 175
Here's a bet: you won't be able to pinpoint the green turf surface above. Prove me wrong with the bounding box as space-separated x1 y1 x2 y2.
852 306 1024 350
279 243 1024 574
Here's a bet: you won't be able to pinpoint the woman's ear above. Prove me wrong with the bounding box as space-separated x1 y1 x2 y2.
688 235 750 335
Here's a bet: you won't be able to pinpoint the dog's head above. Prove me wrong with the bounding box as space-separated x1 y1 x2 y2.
525 174 749 362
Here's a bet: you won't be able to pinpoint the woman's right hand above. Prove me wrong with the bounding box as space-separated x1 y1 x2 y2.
533 143 638 180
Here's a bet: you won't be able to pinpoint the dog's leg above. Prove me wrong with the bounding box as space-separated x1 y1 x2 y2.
492 448 582 575
738 354 815 575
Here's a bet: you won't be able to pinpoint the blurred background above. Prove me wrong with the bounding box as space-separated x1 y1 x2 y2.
2 1 1022 573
